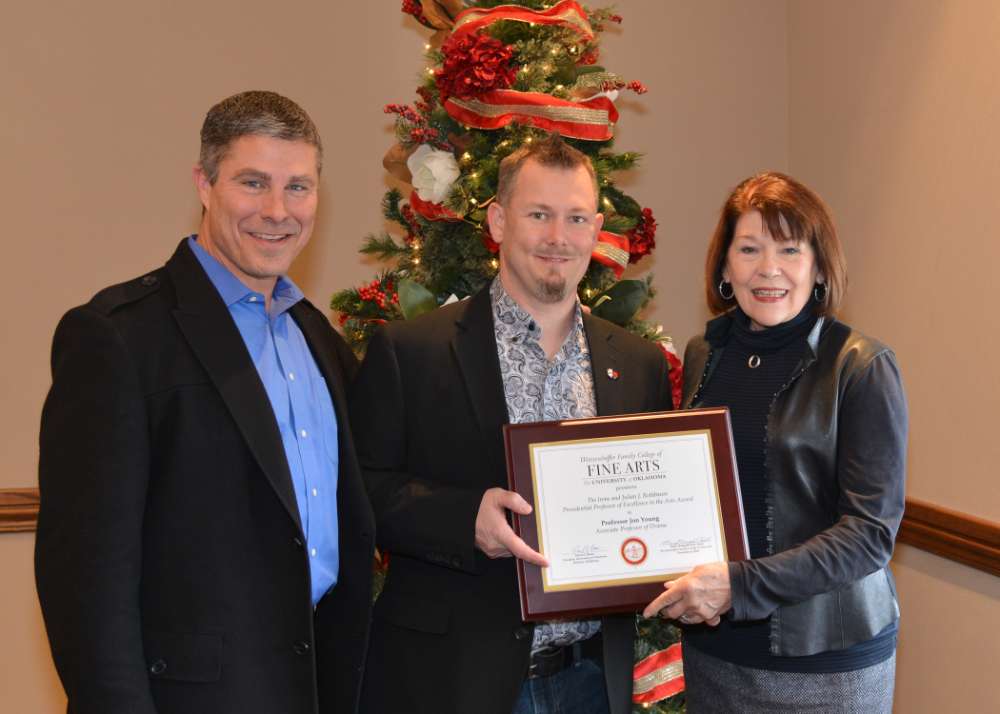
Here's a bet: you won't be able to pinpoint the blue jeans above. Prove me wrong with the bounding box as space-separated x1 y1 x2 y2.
512 658 611 714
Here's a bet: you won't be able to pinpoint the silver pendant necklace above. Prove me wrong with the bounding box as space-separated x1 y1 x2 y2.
748 354 761 369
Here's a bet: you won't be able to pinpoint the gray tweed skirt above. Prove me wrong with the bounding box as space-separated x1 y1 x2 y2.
682 643 895 714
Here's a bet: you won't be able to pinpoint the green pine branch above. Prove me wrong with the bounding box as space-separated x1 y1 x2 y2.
382 188 405 223
602 214 639 234
359 233 408 259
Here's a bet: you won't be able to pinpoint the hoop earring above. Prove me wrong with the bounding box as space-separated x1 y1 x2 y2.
718 280 734 300
813 283 827 303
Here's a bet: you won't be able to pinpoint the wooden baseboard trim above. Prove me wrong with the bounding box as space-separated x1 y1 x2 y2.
897 497 1000 576
0 487 41 533
2 488 998 576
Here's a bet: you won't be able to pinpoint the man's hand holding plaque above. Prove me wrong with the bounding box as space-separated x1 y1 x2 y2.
475 487 549 566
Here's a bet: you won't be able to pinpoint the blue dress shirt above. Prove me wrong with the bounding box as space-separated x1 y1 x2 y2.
189 236 339 606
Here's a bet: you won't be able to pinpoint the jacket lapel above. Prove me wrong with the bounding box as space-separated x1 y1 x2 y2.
583 314 626 417
451 289 510 484
166 241 303 533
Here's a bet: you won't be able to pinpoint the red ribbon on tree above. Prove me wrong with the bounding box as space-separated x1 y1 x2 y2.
445 90 618 141
632 643 685 705
451 0 594 42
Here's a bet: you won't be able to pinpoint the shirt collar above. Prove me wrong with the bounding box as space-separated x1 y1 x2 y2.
188 235 304 316
489 276 585 349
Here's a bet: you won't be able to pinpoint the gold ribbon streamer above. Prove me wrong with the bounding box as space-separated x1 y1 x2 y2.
633 660 684 696
593 242 629 269
448 95 613 127
451 1 594 42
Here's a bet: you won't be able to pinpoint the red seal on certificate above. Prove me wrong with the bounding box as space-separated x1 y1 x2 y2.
620 537 648 565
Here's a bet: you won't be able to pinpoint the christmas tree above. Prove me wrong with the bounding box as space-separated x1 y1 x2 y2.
332 2 684 710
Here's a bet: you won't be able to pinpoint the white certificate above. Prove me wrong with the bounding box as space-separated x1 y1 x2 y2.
530 430 728 592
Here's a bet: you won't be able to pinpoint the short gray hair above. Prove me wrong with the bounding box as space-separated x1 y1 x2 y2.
199 90 322 183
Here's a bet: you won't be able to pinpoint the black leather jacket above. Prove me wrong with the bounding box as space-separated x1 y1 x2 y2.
683 313 907 657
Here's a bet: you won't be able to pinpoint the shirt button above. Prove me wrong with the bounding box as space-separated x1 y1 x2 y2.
292 641 311 656
149 659 167 675
248 295 257 302
312 488 318 497
300 429 308 438
310 548 317 557
288 372 296 381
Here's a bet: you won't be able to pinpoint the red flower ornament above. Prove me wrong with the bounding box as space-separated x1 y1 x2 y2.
435 33 517 102
628 207 657 264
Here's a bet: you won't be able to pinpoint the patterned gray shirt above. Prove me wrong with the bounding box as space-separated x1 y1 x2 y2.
490 277 602 652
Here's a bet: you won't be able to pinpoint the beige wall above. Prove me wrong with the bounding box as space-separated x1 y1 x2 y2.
892 545 999 712
787 0 1000 708
788 0 999 518
0 534 63 712
0 1 789 710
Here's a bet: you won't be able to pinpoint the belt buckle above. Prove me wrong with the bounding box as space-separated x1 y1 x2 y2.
527 645 566 679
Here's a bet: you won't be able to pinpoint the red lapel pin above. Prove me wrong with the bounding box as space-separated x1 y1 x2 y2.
606 368 620 380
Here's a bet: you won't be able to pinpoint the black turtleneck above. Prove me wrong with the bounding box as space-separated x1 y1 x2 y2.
683 299 897 672
702 301 817 562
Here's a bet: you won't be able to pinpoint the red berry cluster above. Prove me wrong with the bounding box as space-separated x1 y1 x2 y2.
409 126 442 144
578 48 599 66
590 11 623 33
385 101 449 149
601 79 649 95
358 280 400 310
627 207 657 264
400 204 423 244
384 103 422 123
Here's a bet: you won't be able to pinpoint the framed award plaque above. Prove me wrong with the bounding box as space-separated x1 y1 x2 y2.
503 407 748 621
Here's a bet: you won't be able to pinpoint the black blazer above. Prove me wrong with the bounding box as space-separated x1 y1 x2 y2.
683 314 906 656
35 240 374 714
351 287 672 714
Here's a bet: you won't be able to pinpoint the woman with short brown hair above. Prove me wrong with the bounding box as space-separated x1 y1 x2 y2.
644 171 907 712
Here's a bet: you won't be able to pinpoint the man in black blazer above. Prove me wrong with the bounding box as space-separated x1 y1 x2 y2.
35 91 373 714
353 136 673 714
